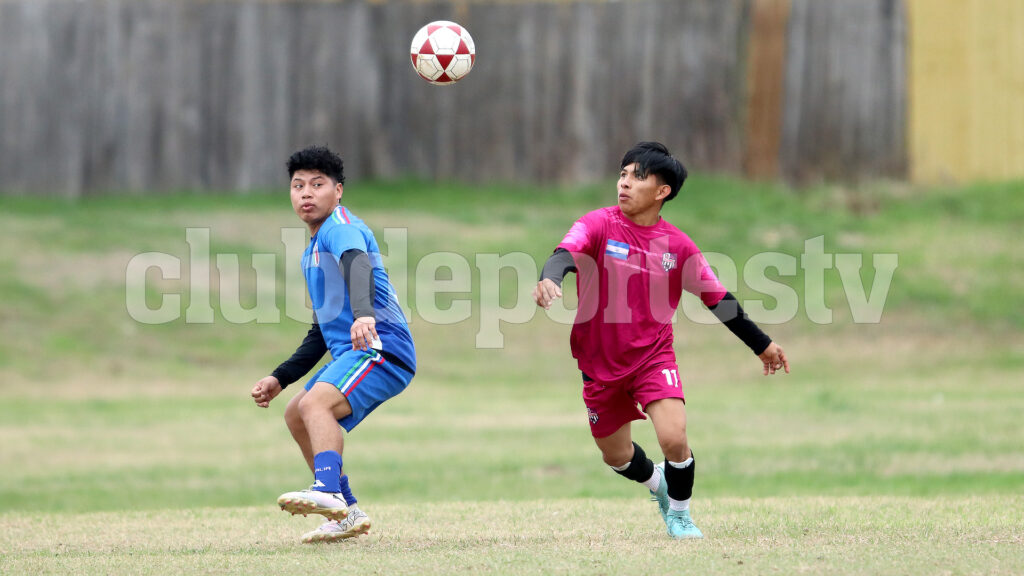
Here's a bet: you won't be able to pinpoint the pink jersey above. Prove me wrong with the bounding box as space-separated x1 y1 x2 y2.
557 206 726 381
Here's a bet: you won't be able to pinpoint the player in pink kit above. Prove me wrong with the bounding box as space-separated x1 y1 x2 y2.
533 142 789 539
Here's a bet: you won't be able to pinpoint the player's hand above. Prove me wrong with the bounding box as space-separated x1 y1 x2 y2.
758 342 790 375
351 316 379 351
251 376 282 408
533 279 562 309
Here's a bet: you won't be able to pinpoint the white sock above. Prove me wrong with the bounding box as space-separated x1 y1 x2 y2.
642 466 662 492
668 457 693 470
668 497 690 512
609 461 630 472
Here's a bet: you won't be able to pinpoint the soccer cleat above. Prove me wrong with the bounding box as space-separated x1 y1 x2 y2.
277 489 349 521
665 509 704 539
649 463 669 522
301 505 372 543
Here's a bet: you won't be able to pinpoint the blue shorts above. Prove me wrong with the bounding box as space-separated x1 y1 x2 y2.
304 348 414 432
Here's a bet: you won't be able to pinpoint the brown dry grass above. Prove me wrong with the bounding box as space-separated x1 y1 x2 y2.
2 498 1021 575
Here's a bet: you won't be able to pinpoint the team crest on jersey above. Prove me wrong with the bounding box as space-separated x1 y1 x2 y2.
587 407 599 424
662 252 677 271
312 240 320 266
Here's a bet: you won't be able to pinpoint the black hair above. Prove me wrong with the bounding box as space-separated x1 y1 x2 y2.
620 141 687 203
286 145 345 185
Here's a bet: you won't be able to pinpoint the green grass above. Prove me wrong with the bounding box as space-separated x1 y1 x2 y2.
1 176 1022 573
2 499 1021 575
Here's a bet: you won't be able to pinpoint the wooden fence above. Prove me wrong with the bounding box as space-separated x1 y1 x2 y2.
907 0 1024 184
0 0 908 196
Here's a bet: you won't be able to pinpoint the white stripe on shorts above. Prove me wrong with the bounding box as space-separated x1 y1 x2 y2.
338 354 377 395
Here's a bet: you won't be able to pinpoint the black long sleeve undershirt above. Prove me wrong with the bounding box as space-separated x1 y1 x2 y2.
340 248 376 320
539 248 577 286
708 292 772 355
271 321 328 388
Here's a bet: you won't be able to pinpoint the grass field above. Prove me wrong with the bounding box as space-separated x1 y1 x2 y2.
1 176 1022 574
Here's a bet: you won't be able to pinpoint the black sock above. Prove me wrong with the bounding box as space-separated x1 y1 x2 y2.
611 441 655 484
663 451 695 501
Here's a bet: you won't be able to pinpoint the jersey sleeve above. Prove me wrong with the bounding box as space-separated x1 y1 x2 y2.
679 238 727 308
321 223 368 259
557 210 604 258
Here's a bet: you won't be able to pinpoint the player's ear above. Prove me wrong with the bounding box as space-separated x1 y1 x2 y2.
335 182 344 202
655 184 671 202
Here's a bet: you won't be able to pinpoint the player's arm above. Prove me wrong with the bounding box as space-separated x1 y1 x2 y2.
534 248 577 309
707 292 789 375
339 249 379 351
271 321 329 387
252 321 328 407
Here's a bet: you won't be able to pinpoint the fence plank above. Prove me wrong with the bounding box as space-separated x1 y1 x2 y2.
780 0 906 184
744 0 789 180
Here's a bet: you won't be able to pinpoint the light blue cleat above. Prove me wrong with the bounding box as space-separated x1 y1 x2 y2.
665 509 704 539
649 464 669 522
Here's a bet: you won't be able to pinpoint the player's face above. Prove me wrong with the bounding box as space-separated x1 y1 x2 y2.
617 163 669 222
290 170 343 233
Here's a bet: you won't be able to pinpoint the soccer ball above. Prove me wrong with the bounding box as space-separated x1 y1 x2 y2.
410 21 476 85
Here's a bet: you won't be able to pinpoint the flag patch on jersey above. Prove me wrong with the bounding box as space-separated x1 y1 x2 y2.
605 239 630 260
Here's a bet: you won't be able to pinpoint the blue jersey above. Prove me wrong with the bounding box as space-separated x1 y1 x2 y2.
303 205 416 373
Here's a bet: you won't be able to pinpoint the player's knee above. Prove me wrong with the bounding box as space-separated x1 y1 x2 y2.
657 435 687 461
284 400 303 431
599 445 633 468
296 394 322 422
601 452 630 468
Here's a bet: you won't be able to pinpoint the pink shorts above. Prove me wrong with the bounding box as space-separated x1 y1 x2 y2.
582 359 685 438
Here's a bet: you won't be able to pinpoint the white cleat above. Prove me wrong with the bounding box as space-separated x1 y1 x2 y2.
301 505 372 543
277 489 348 521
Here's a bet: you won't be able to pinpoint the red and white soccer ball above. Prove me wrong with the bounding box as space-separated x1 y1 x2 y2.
410 21 476 85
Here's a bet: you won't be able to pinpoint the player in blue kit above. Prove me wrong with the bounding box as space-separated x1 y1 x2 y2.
250 145 416 543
